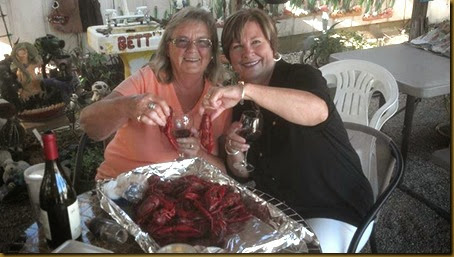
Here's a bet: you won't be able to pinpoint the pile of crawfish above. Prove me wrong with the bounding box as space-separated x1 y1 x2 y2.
134 175 252 246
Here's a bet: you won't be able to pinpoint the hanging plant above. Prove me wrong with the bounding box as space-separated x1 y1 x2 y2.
360 0 373 14
330 0 362 18
288 0 303 9
306 0 318 13
361 0 394 20
266 0 288 4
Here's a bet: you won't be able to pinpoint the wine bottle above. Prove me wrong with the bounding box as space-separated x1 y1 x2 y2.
39 131 81 248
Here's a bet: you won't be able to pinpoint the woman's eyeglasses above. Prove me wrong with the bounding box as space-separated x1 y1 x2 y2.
170 37 212 49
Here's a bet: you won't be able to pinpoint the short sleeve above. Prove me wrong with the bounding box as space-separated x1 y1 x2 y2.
269 60 336 129
114 66 157 96
272 61 331 104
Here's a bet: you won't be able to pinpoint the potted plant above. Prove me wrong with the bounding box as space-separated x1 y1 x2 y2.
70 135 104 194
302 22 376 67
70 48 124 93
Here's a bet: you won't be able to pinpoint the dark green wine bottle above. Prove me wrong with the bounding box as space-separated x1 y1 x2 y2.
39 131 81 248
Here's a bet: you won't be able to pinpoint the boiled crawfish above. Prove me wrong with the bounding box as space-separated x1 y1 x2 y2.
199 113 214 153
134 175 252 246
159 107 179 150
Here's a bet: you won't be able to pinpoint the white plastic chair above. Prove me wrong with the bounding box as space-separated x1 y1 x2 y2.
320 59 399 130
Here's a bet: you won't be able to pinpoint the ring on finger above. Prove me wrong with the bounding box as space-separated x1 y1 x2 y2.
189 143 194 149
148 101 156 110
137 115 142 122
228 139 232 146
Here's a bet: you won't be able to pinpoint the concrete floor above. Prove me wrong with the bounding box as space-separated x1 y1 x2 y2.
365 93 451 253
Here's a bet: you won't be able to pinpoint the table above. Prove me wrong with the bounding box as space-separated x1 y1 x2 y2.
19 189 321 253
330 43 450 160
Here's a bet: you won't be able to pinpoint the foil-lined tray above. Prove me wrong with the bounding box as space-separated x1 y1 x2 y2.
96 158 320 253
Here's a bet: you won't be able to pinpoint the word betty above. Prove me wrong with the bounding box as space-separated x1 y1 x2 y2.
117 31 163 51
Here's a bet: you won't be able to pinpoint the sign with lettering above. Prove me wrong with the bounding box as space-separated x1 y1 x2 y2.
117 31 164 51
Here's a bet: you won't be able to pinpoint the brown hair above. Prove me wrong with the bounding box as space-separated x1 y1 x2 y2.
221 8 278 62
150 7 222 84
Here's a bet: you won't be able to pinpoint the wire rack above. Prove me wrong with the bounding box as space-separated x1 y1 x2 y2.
247 187 321 253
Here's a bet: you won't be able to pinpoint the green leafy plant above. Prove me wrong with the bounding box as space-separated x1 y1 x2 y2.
306 0 318 12
289 0 303 8
70 142 104 182
70 48 124 92
342 0 353 11
302 22 377 67
212 0 224 19
360 0 394 14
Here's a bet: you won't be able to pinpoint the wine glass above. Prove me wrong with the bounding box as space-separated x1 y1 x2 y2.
171 111 193 159
233 110 263 172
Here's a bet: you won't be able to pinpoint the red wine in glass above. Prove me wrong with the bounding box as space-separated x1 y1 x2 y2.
171 112 193 160
173 129 192 139
233 110 263 172
237 129 261 144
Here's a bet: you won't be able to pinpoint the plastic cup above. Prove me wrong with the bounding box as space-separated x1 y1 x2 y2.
23 163 45 223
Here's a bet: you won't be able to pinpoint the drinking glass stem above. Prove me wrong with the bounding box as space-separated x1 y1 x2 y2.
243 150 249 165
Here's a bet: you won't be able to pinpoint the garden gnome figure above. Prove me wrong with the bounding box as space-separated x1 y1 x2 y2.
10 42 43 101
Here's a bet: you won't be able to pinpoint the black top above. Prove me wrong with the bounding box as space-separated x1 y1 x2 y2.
231 60 374 227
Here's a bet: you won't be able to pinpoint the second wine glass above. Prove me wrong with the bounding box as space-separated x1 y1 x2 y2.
233 110 263 172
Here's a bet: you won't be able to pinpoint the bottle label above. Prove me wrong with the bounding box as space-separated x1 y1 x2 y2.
40 209 52 240
68 199 82 239
39 200 81 241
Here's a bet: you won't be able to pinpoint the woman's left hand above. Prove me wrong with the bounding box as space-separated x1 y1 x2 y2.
176 128 202 158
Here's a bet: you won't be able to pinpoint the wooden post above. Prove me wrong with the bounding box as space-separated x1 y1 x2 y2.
408 0 429 40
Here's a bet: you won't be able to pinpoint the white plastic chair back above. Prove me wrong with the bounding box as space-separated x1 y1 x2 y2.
320 59 399 130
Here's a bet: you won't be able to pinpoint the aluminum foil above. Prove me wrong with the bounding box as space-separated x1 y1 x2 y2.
96 158 319 253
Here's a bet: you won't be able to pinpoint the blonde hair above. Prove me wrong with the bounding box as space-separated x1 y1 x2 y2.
149 7 223 84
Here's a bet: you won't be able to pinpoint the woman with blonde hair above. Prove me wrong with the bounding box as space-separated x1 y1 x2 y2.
80 7 231 179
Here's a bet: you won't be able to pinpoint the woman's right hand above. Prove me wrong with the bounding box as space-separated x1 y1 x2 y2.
134 93 171 127
80 91 171 141
225 121 250 153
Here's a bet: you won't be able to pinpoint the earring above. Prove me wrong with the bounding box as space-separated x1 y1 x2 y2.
273 52 282 62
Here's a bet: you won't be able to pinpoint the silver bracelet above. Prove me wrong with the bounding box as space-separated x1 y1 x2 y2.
225 143 240 155
238 81 245 105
